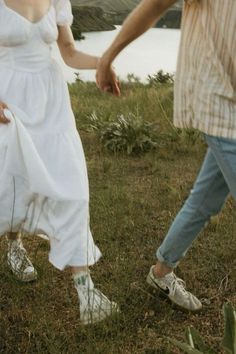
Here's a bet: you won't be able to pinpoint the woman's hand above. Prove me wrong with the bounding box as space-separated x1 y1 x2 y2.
96 59 120 96
0 102 10 124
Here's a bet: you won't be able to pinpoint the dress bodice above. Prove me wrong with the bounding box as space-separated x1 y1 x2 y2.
0 0 73 71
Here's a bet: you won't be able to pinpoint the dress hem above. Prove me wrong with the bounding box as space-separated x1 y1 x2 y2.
48 252 102 271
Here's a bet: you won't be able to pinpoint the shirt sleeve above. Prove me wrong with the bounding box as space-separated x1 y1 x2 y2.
54 0 73 26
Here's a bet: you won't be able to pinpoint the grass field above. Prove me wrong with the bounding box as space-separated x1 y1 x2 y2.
0 79 235 353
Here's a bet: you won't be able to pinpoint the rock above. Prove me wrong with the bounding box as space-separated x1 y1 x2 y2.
72 6 115 36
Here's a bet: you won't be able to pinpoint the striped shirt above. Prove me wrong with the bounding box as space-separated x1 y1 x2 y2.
174 0 236 139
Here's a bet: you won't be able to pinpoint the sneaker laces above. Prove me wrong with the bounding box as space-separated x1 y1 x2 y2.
170 274 188 297
8 241 32 272
80 286 111 310
91 288 112 308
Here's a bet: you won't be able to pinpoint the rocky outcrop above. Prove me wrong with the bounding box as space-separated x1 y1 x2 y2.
71 0 183 36
71 0 140 13
155 9 182 29
72 0 183 13
72 6 115 37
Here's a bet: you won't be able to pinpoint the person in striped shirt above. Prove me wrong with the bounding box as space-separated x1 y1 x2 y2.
96 0 236 312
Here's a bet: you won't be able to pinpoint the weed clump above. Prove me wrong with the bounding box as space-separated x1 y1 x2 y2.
169 303 236 354
148 70 174 86
85 111 158 155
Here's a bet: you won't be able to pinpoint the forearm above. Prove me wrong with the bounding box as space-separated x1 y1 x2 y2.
63 49 99 70
57 26 99 69
101 0 177 65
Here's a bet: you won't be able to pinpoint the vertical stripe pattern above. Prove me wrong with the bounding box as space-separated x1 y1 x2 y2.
174 0 236 138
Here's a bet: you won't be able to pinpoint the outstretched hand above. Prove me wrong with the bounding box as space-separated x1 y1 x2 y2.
96 59 120 96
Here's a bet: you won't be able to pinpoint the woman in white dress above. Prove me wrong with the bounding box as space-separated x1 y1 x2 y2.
0 0 118 324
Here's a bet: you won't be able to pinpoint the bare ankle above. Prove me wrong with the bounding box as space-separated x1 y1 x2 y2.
71 266 89 275
153 262 172 278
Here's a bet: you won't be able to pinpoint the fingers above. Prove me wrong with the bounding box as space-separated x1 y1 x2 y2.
103 85 113 93
99 82 120 96
97 78 120 96
112 80 121 96
96 63 121 96
0 102 10 124
0 113 10 124
104 79 120 96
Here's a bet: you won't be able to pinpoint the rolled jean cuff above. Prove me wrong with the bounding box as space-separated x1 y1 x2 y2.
156 248 179 269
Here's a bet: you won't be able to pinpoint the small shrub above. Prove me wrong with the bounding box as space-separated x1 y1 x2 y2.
83 111 157 155
168 303 236 354
126 73 141 84
147 70 174 86
84 111 158 155
83 111 104 132
74 72 83 84
100 113 158 155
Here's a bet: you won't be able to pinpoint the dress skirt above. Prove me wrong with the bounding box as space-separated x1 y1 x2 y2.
0 62 101 270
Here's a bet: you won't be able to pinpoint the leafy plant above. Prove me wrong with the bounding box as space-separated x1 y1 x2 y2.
147 70 174 86
126 73 141 84
223 303 236 353
84 111 158 155
74 72 83 84
168 303 236 354
100 113 158 155
83 111 104 132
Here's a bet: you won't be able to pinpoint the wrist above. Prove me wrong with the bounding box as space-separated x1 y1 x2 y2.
94 56 100 69
98 52 114 69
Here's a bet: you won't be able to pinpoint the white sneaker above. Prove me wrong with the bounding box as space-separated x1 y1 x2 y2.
73 271 119 325
7 238 37 282
146 266 202 312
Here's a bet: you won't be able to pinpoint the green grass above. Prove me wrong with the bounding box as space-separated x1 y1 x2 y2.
0 80 235 353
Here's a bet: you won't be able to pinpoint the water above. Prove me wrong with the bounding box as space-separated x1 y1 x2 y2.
53 26 181 83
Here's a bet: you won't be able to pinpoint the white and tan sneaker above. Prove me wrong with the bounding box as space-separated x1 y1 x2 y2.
73 271 119 325
147 266 202 312
7 238 37 282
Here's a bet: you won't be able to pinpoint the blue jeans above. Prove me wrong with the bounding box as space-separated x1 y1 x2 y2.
156 134 236 268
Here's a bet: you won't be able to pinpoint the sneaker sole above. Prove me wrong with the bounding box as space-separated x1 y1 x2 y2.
19 272 38 282
80 305 120 325
146 275 202 313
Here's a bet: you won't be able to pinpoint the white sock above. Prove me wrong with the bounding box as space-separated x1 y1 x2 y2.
73 271 94 290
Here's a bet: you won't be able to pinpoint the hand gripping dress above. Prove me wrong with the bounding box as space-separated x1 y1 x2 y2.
0 0 101 270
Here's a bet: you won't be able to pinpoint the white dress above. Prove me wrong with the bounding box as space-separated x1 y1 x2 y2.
0 0 101 270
